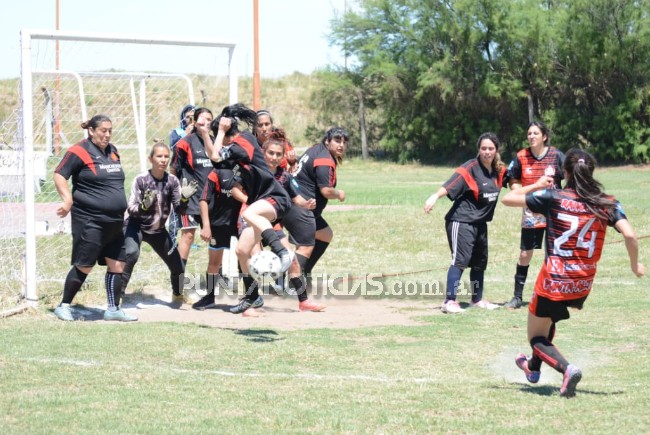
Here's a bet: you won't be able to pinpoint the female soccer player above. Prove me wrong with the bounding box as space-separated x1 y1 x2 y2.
169 107 215 277
502 148 644 398
505 121 565 309
121 140 198 303
210 103 294 314
53 115 134 321
254 109 297 171
424 132 507 314
287 127 347 292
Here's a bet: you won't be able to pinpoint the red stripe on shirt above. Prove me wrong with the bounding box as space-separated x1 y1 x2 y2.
68 144 97 175
455 167 479 201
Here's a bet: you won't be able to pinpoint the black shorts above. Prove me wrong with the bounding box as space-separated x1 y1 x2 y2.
445 220 488 270
209 225 237 250
520 227 545 250
283 206 316 247
529 292 588 323
71 213 125 267
177 213 202 230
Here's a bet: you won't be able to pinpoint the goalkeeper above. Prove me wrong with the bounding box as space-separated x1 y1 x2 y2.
121 140 198 302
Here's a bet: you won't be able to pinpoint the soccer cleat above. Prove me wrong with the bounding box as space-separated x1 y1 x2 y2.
470 300 500 310
230 297 254 314
515 353 541 383
192 293 216 310
441 300 465 314
278 250 295 273
251 295 264 309
505 297 523 309
560 365 582 398
104 308 138 322
299 300 326 312
54 304 74 321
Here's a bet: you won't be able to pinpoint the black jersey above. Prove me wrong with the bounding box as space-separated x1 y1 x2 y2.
274 167 300 199
443 158 507 223
54 138 127 222
171 132 214 215
200 169 242 227
125 170 185 234
217 130 291 210
292 142 337 216
526 188 625 301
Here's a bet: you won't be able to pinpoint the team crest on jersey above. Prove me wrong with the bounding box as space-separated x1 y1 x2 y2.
547 256 565 274
110 152 119 161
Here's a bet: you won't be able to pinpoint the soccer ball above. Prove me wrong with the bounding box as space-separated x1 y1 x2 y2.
249 250 283 281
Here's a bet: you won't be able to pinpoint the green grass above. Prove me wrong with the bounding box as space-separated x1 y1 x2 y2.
1 160 649 433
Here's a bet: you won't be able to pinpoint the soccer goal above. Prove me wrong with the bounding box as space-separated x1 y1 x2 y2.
0 29 238 313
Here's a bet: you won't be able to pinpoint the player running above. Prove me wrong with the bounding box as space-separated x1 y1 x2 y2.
424 132 507 313
505 121 565 309
502 148 644 398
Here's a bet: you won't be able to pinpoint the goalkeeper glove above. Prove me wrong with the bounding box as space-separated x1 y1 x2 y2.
180 178 199 202
140 189 156 211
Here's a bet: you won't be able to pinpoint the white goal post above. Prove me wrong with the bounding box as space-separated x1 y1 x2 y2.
6 29 238 311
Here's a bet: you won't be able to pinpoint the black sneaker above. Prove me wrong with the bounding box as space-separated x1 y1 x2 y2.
251 295 264 309
505 297 523 309
192 293 216 310
230 297 254 314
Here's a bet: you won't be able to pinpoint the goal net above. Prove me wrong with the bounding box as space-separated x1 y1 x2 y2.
0 29 237 313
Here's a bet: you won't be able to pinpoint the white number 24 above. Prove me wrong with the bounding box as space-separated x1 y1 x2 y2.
553 213 597 258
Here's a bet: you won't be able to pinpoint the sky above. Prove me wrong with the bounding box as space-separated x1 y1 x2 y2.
0 0 348 79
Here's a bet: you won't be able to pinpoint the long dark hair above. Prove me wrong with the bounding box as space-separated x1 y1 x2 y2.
476 132 505 173
528 120 550 145
563 148 616 220
211 103 257 137
322 127 348 165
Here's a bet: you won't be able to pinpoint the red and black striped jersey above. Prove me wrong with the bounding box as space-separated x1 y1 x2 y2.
508 146 565 228
442 158 507 223
54 138 127 222
526 188 626 301
200 169 242 228
171 132 214 215
292 142 337 216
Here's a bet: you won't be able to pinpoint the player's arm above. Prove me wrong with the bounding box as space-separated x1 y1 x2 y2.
198 199 211 243
424 187 448 214
53 173 72 218
210 117 232 163
501 175 554 207
509 179 522 190
614 218 645 278
316 166 344 201
231 183 248 204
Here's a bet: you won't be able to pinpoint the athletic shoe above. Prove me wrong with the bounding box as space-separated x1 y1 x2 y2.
104 308 138 322
278 250 295 273
505 297 523 309
515 353 541 383
172 292 185 303
192 293 216 310
230 297 254 314
441 300 465 314
54 304 74 322
560 364 582 398
299 300 326 312
470 300 500 310
251 295 264 309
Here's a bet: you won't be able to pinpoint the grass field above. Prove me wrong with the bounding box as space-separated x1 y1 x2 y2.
1 160 649 433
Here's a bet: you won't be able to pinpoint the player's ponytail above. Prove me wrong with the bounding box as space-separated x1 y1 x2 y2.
564 148 616 220
81 114 111 130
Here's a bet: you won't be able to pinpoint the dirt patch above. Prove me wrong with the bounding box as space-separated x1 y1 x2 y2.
107 286 438 331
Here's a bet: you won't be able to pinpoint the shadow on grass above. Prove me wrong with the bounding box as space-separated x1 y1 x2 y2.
491 383 624 397
232 328 282 343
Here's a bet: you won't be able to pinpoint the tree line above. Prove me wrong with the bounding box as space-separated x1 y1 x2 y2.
307 0 650 164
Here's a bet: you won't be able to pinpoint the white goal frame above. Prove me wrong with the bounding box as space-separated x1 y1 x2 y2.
19 29 238 306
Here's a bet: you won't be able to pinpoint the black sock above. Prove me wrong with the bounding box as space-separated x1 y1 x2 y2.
105 272 123 309
530 335 569 374
61 267 88 305
242 275 259 301
261 229 287 257
514 264 529 300
304 240 329 275
469 267 484 303
290 276 308 302
206 272 218 296
445 266 463 301
529 323 555 371
171 273 182 295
